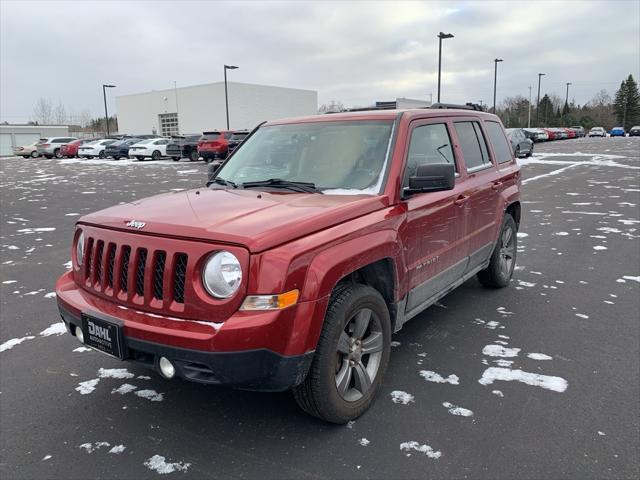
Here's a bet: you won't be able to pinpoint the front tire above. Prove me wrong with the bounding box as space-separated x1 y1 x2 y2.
136 156 144 161
172 156 180 161
54 149 62 159
30 151 38 158
152 150 161 160
526 144 533 157
477 214 517 288
98 150 105 159
190 150 199 162
293 284 391 424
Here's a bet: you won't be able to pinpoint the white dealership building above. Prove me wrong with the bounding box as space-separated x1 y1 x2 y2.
116 81 318 136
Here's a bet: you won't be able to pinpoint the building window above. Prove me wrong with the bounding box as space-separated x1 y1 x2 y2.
159 113 179 136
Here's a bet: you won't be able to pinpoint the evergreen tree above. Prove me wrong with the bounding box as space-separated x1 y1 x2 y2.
613 74 640 130
538 94 554 127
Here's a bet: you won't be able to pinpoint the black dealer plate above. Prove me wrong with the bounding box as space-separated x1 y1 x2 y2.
81 314 124 359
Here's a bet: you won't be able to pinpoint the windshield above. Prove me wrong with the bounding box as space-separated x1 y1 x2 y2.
215 120 394 194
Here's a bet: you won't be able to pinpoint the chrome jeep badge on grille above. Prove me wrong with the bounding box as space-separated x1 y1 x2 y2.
125 220 146 229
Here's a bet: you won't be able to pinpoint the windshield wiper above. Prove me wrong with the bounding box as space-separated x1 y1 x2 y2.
211 177 237 188
241 179 322 194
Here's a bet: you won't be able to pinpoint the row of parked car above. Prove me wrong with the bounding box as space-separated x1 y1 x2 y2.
12 130 250 164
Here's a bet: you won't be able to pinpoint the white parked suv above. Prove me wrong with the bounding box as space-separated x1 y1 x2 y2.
36 137 77 158
128 138 171 160
78 139 117 159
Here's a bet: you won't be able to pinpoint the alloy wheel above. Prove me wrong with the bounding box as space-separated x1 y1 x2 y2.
335 307 383 402
499 225 515 278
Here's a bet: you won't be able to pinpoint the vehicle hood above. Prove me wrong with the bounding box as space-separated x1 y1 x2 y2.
78 188 389 252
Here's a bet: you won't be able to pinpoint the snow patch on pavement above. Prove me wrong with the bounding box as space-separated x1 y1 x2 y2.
442 402 473 417
135 389 164 402
390 390 415 404
0 335 35 352
98 368 134 379
419 370 459 385
399 441 442 459
112 384 137 395
479 367 568 392
144 455 191 474
76 378 100 395
109 445 127 454
482 345 520 358
527 353 553 360
39 322 66 336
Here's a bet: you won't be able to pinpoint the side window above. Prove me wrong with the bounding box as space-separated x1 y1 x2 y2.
224 132 233 140
485 121 513 164
454 121 491 171
157 139 168 145
404 123 455 185
53 138 65 143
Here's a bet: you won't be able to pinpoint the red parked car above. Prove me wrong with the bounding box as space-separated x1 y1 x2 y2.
56 105 521 423
60 139 92 158
562 128 576 139
197 131 233 163
542 128 557 140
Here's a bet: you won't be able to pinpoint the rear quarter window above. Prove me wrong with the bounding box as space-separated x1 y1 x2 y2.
454 121 491 171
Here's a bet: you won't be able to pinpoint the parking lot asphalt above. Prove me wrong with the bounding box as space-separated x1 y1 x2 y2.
1 137 639 480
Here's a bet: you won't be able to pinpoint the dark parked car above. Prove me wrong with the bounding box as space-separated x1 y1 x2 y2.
227 131 249 155
166 135 202 162
627 126 640 137
506 128 533 157
104 138 142 160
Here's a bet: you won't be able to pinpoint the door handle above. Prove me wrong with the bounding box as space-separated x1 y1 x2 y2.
454 195 469 206
491 181 503 191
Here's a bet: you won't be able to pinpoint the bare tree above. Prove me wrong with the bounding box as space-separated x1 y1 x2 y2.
319 100 345 113
53 101 67 124
79 109 92 128
32 97 53 125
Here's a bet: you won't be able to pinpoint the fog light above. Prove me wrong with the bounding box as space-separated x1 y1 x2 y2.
75 325 84 344
159 357 175 379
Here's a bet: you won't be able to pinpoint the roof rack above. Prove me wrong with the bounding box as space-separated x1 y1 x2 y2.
429 102 485 111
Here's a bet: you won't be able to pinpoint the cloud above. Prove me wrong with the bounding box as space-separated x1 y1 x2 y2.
1 0 638 123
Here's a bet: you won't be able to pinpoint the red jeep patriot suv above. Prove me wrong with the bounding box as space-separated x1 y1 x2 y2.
56 104 521 423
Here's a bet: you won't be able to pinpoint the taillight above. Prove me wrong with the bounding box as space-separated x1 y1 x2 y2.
41 144 50 148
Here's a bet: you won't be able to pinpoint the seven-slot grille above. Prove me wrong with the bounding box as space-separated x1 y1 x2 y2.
81 235 187 306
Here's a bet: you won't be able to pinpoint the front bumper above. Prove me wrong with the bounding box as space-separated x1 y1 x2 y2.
56 272 319 391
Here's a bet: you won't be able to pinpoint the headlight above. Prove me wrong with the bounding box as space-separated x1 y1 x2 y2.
202 251 242 298
76 231 84 266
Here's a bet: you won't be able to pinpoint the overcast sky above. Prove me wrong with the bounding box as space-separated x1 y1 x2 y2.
1 0 639 123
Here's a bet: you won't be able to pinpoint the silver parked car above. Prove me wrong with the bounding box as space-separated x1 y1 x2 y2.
36 137 78 159
506 128 534 157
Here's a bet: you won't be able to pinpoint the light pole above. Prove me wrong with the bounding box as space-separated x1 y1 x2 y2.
528 85 532 128
102 84 116 136
224 65 238 130
565 82 572 110
492 58 503 113
437 32 454 103
536 73 545 126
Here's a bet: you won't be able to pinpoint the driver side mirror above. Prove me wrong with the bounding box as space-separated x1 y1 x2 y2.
405 163 455 195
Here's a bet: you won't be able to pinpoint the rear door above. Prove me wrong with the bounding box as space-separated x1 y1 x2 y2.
452 119 502 272
401 118 468 315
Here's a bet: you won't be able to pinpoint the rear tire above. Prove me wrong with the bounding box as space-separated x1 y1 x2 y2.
172 156 180 161
477 214 517 288
526 144 533 157
152 150 161 160
113 156 120 160
30 151 38 158
293 284 391 424
190 150 199 162
98 150 105 159
45 155 53 159
54 149 62 159
136 156 144 161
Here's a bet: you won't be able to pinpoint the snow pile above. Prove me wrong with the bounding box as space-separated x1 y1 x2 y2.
76 379 100 395
39 322 66 337
135 389 164 402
